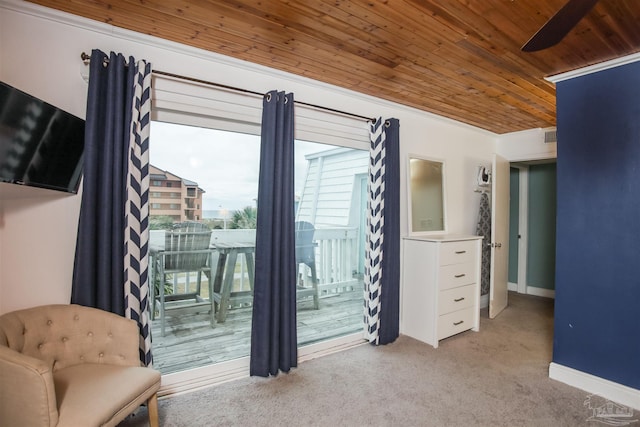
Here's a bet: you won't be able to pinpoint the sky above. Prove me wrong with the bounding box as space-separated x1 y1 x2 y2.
149 121 328 212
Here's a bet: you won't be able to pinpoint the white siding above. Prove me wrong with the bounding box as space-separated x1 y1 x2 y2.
297 148 368 227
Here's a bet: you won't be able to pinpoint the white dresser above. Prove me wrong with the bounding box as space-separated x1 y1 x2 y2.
401 235 482 348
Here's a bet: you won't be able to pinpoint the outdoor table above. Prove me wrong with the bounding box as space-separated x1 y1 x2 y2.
211 242 255 323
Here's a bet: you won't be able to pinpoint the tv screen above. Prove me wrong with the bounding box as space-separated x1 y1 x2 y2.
0 81 85 193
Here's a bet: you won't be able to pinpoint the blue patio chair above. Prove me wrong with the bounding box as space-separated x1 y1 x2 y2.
295 221 320 309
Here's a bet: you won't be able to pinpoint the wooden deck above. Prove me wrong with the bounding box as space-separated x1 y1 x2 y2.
150 288 364 374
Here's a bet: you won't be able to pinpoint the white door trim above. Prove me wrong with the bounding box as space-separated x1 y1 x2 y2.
514 164 529 295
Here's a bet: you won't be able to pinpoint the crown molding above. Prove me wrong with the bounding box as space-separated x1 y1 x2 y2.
546 52 640 83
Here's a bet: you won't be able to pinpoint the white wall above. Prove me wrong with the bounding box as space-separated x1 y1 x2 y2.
0 188 80 313
497 128 557 161
0 1 496 314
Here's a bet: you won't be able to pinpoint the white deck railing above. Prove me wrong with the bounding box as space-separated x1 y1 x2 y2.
150 226 362 295
314 226 361 293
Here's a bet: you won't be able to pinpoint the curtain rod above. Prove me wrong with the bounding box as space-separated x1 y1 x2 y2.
80 52 375 123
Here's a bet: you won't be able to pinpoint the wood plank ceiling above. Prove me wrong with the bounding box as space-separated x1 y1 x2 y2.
26 0 640 134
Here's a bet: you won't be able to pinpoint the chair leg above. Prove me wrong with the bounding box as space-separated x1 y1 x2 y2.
159 270 166 337
208 253 216 328
147 393 159 427
196 271 202 303
150 285 156 321
310 262 319 310
150 258 156 320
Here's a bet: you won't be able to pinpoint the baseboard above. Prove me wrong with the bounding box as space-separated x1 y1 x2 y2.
482 285 554 310
549 362 640 410
480 293 489 309
508 282 555 299
527 286 555 299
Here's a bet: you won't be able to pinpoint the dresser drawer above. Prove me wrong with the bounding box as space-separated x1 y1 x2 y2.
439 240 476 266
439 284 475 315
438 307 474 340
439 262 476 290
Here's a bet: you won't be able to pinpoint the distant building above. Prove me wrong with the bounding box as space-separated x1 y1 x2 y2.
149 165 205 222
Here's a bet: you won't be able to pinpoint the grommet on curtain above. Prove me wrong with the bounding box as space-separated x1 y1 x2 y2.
385 120 391 128
81 51 125 68
265 92 272 102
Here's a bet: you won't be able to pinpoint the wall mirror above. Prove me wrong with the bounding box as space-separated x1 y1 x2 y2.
407 156 447 234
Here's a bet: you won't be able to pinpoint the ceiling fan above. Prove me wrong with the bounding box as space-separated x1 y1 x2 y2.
521 0 600 52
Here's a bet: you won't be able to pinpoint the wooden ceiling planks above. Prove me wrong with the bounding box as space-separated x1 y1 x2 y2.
25 0 640 134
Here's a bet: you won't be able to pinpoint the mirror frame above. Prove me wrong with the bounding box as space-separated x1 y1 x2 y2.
406 154 448 235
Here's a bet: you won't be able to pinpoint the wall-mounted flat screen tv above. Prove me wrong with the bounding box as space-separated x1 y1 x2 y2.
0 81 85 193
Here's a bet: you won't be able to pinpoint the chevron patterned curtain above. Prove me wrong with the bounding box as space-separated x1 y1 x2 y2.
72 49 153 366
364 117 400 345
124 60 153 366
476 191 492 296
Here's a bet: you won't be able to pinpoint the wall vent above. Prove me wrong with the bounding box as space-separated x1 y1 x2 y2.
544 129 557 143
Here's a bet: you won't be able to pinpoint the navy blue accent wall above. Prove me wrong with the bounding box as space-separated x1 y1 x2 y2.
554 61 640 389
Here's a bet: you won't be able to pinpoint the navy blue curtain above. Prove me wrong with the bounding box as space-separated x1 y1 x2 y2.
378 118 400 345
71 50 135 315
250 90 297 377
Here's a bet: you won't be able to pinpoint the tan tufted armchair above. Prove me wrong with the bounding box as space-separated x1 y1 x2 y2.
0 304 161 427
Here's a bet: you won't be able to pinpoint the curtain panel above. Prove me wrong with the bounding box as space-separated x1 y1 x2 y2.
124 61 153 366
72 49 153 365
250 90 297 377
365 117 400 345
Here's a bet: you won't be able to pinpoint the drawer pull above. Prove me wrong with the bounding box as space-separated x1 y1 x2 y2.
455 250 466 254
453 320 464 326
454 274 466 278
454 297 465 302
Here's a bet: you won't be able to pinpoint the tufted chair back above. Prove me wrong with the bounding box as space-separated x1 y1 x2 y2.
0 304 141 372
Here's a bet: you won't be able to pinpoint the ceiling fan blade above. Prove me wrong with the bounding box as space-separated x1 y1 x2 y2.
521 0 600 52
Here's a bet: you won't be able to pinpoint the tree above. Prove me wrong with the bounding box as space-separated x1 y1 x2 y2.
229 206 257 229
149 215 175 230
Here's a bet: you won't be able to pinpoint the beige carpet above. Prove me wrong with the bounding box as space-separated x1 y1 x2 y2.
120 293 602 426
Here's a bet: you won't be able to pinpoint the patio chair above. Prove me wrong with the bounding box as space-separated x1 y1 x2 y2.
295 221 320 309
152 221 215 336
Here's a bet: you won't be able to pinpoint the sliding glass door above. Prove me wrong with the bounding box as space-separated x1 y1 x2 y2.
148 121 367 375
